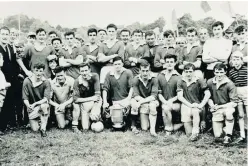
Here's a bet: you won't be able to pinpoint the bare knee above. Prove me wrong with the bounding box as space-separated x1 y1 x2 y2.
40 103 48 110
225 110 234 121
30 123 39 131
162 105 171 115
40 103 49 115
238 108 245 119
149 103 157 116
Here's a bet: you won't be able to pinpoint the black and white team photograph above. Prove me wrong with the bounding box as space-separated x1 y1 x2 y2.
0 1 247 166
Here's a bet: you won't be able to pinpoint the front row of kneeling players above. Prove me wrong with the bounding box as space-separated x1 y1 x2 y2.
22 54 240 144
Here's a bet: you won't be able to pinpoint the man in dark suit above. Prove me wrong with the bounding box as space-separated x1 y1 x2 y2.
0 26 22 132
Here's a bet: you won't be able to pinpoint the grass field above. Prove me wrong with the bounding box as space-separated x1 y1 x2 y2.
0 128 247 166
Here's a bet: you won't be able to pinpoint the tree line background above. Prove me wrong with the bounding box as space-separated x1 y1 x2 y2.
1 13 247 40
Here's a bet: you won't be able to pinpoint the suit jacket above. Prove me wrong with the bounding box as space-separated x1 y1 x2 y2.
0 44 20 82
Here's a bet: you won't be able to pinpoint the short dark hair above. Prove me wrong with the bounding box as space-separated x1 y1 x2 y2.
184 63 195 71
33 63 45 70
164 54 177 62
163 30 174 38
139 59 150 68
54 66 65 74
107 24 117 30
120 28 131 35
234 25 247 34
132 29 143 36
145 31 155 38
0 26 10 33
87 28 98 36
79 63 91 70
98 29 107 34
48 31 57 36
64 31 75 38
51 38 62 44
113 56 123 63
212 21 224 30
186 27 198 35
213 63 227 72
36 28 46 35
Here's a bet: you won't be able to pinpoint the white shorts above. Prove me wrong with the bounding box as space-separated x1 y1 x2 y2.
237 86 247 106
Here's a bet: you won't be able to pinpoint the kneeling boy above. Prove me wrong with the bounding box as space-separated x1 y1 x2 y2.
177 63 210 141
208 63 238 144
131 59 159 136
50 66 74 129
73 64 103 132
22 63 51 137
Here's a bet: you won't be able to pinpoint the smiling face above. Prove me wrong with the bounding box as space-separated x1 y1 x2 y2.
36 31 46 43
48 60 57 70
33 67 44 80
165 58 176 71
121 31 130 45
213 25 224 38
0 29 10 45
186 31 197 44
214 68 226 82
146 34 155 46
235 29 247 43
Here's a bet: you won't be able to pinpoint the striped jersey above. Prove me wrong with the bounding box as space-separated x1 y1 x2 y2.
228 65 247 87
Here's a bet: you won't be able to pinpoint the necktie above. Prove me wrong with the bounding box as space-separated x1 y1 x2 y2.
5 45 11 61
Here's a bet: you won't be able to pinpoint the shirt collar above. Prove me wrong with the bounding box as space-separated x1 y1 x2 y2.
78 74 93 85
147 42 159 48
161 70 180 76
28 76 46 87
213 76 230 85
53 76 70 87
64 45 77 51
85 42 100 47
185 41 199 48
182 76 198 84
137 72 156 81
110 67 126 76
131 41 145 47
103 39 119 44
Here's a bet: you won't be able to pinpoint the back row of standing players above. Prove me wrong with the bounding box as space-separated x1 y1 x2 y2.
0 21 247 145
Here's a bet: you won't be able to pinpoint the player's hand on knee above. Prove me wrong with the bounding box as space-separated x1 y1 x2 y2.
103 102 109 109
57 104 66 113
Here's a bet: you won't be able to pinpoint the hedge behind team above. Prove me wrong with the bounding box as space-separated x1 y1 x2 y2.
0 21 247 145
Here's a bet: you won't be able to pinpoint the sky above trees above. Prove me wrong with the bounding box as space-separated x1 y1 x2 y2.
0 1 247 28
